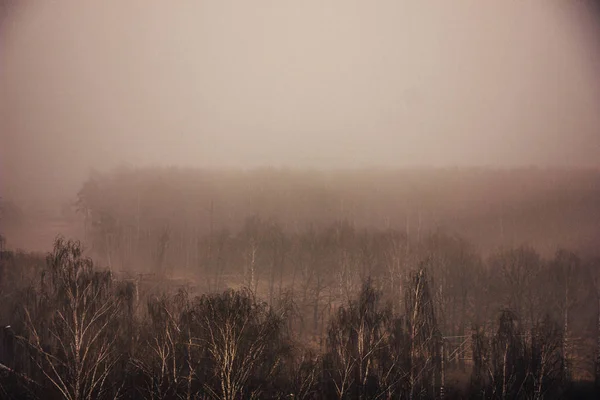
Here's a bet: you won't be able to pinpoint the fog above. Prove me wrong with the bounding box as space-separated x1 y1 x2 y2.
1 0 600 204
4 3 600 396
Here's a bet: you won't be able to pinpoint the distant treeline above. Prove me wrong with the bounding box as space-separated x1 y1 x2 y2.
75 166 600 269
1 228 600 399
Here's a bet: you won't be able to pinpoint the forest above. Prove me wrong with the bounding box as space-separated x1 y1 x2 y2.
1 167 600 399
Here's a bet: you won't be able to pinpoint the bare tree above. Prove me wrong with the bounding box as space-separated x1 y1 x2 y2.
405 268 440 400
531 316 565 400
195 289 284 400
490 309 526 400
325 281 393 400
16 238 122 400
588 258 600 390
547 249 582 381
490 247 543 330
287 350 321 400
132 290 197 400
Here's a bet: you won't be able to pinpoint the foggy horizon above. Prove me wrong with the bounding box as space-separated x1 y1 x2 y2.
2 0 600 201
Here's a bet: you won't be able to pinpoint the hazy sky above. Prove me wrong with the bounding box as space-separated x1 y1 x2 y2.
1 0 600 201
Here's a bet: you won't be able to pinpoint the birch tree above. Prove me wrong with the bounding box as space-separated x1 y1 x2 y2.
17 238 122 400
325 281 393 400
405 268 440 400
194 289 285 400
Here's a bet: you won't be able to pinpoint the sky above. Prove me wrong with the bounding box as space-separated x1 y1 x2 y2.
1 0 600 203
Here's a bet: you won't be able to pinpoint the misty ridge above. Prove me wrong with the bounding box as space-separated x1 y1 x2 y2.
4 166 600 257
2 0 600 399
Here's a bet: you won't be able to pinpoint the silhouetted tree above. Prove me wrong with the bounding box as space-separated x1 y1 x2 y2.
324 281 391 399
405 268 440 400
194 289 286 400
16 238 123 400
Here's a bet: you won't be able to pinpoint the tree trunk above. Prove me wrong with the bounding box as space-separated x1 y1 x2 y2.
596 293 600 388
502 342 509 400
563 285 570 381
440 339 445 400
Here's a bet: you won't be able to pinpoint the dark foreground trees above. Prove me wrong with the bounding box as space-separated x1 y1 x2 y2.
1 239 291 400
132 289 287 400
5 238 122 399
0 234 597 399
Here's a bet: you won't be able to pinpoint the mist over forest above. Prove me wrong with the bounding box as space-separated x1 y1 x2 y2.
2 0 600 399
